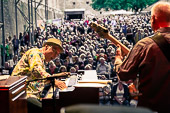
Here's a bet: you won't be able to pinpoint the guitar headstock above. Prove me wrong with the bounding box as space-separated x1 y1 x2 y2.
90 22 109 39
90 22 130 56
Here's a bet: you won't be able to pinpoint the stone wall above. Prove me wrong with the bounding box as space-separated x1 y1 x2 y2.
0 0 61 39
0 0 100 39
0 0 59 67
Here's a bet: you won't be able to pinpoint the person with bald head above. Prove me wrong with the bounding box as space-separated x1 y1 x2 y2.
114 2 170 113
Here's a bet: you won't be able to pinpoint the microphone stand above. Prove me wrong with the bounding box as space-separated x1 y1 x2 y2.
27 75 67 113
50 78 57 113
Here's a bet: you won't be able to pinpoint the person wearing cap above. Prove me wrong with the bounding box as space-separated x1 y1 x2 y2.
11 38 70 113
114 2 170 113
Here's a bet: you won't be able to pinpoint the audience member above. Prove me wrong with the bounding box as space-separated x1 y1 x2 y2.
96 57 110 79
111 80 130 106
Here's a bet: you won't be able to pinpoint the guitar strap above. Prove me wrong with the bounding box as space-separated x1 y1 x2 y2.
150 33 170 62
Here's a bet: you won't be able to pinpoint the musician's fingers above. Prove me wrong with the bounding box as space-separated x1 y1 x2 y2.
66 72 70 75
64 72 68 74
58 85 64 89
61 72 67 76
63 72 70 76
59 84 67 89
115 44 123 60
55 80 64 86
63 72 68 76
58 82 66 89
59 81 65 85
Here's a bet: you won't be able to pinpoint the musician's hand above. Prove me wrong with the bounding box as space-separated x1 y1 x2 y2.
61 72 70 77
115 44 123 60
55 79 67 90
114 45 123 73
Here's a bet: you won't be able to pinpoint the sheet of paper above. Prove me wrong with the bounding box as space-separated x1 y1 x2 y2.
82 70 98 80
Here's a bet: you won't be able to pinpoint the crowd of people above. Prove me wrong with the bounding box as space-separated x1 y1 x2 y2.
1 1 170 113
1 12 154 107
1 13 153 74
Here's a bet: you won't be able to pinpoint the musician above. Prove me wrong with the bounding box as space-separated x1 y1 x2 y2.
114 2 170 113
11 38 70 113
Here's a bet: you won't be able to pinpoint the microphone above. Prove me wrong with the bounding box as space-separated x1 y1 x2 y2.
46 75 69 80
27 72 70 83
47 72 70 80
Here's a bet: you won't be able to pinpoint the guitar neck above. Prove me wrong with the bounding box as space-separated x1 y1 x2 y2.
106 34 130 56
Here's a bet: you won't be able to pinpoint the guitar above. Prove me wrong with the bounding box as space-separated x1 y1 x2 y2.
89 22 130 56
90 22 142 95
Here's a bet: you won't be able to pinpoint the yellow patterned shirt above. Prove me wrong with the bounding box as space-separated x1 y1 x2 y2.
11 48 50 79
11 48 51 98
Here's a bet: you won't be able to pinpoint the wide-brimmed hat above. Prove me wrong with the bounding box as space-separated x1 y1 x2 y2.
43 38 64 53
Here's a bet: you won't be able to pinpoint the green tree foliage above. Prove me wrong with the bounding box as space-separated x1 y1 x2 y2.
91 0 158 12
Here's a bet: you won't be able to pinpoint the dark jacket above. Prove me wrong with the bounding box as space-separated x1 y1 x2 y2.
111 82 129 100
